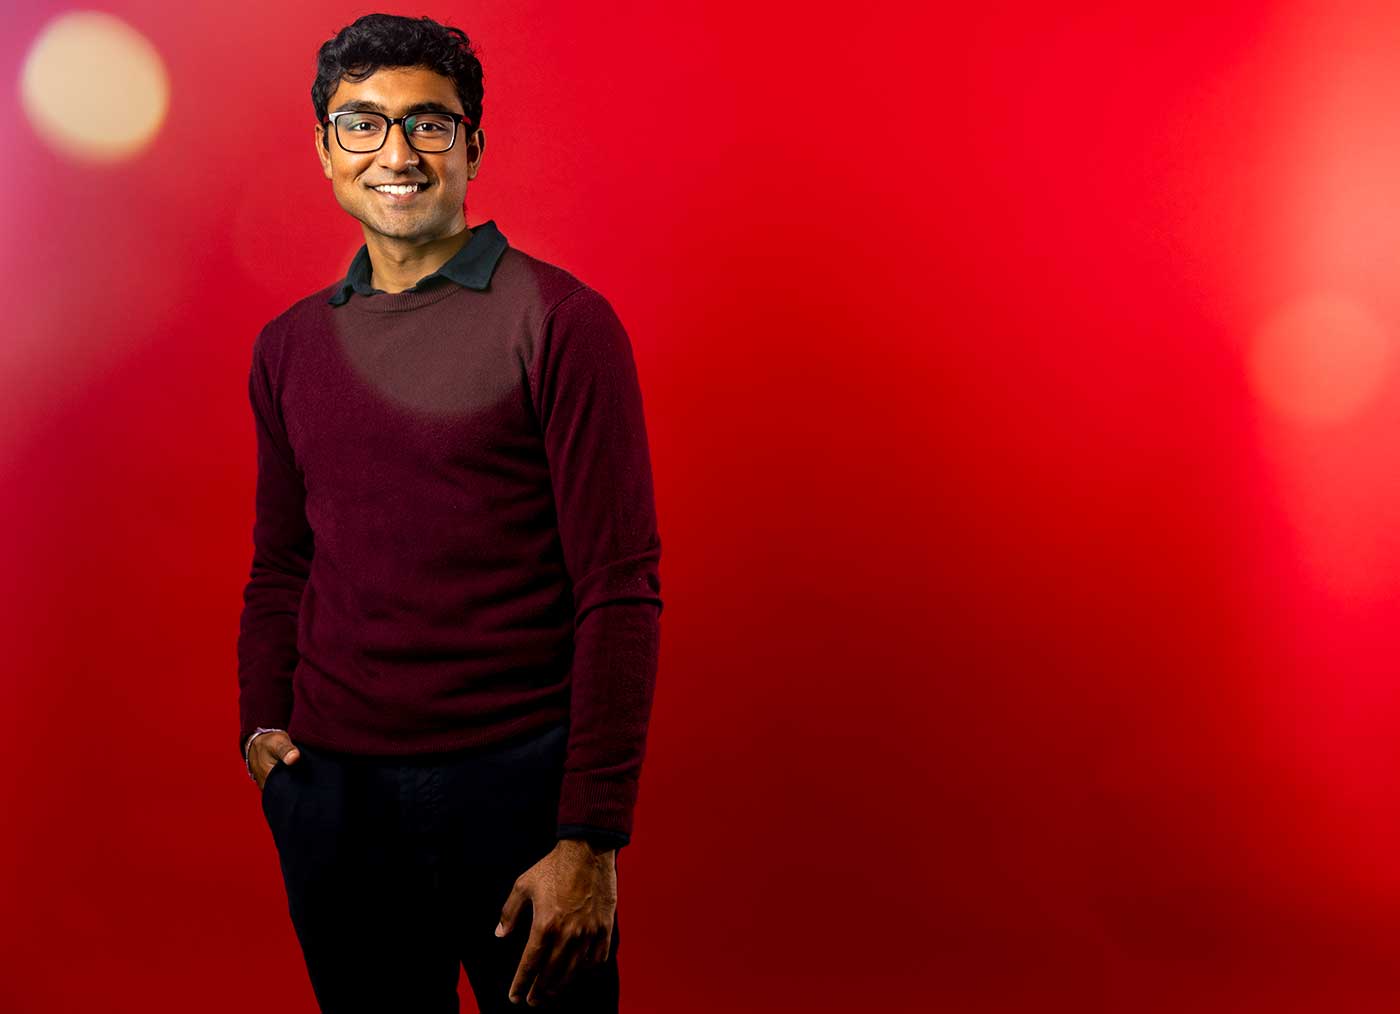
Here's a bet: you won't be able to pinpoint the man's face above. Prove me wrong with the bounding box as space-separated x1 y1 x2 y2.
314 65 484 243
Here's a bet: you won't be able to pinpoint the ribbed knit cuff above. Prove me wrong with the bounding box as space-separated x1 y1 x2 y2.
556 770 638 843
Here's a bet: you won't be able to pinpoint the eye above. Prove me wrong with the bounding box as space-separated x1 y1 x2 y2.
409 115 454 133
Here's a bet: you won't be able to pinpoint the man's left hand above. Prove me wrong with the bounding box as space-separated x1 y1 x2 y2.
496 838 618 1006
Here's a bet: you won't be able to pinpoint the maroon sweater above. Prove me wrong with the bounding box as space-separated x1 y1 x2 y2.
236 220 662 846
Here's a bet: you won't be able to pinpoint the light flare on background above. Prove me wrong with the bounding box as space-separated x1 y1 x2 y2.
19 10 169 164
1249 291 1392 425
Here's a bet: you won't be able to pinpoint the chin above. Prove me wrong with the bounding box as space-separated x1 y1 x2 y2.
358 204 412 226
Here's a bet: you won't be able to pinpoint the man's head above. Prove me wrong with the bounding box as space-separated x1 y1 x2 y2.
311 14 486 244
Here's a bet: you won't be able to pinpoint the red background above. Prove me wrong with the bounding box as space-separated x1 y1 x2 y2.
4 1 1400 1011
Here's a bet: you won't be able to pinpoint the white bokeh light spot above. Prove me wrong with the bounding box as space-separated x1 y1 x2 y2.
20 10 169 164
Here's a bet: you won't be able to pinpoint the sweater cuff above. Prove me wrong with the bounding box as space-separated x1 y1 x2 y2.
557 824 630 851
556 769 638 843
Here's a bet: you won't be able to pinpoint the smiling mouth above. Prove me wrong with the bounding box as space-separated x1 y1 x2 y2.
370 182 430 197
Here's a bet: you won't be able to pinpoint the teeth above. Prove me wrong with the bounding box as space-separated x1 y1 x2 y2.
373 184 420 194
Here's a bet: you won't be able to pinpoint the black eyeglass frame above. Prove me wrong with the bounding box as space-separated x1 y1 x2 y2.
322 110 476 154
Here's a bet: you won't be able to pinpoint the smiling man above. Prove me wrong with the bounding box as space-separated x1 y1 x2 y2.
235 13 663 1014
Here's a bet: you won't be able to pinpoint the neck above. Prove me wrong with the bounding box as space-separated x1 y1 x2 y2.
365 220 472 293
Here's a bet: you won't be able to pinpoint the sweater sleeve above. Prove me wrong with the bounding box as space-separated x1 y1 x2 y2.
236 333 314 761
532 286 664 845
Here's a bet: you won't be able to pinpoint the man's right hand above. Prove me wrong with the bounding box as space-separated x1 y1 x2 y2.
250 731 302 791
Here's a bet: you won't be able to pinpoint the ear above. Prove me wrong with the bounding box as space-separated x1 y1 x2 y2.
465 128 485 180
314 122 333 179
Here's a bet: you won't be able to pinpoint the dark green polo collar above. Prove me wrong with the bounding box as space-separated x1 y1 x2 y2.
327 219 509 307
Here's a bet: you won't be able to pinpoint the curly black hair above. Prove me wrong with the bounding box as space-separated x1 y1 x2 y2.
311 14 484 141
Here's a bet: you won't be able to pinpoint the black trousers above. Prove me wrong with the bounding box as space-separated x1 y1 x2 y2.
259 720 621 1013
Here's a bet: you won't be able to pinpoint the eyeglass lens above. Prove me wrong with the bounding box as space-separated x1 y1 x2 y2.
336 113 457 152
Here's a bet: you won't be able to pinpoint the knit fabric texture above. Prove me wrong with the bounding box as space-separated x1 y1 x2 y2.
236 221 662 845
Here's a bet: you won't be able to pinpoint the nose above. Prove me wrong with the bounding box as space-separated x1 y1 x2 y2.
377 120 420 170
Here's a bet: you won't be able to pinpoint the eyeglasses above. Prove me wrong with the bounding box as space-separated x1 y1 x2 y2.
323 110 474 154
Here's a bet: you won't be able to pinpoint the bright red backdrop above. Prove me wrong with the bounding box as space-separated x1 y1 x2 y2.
4 1 1400 1011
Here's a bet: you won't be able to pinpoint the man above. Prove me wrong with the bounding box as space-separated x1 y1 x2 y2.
236 14 663 1013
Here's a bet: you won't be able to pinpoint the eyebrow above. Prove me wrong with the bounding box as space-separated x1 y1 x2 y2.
331 99 462 116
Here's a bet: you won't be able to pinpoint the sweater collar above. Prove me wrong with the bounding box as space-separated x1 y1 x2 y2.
327 219 509 307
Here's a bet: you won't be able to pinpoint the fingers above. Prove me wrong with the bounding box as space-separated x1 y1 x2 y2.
511 917 609 1006
497 877 527 938
593 923 612 967
508 926 547 1005
498 859 612 1005
256 754 280 790
251 732 295 766
528 937 585 1007
251 741 298 792
251 734 302 789
500 877 533 1001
